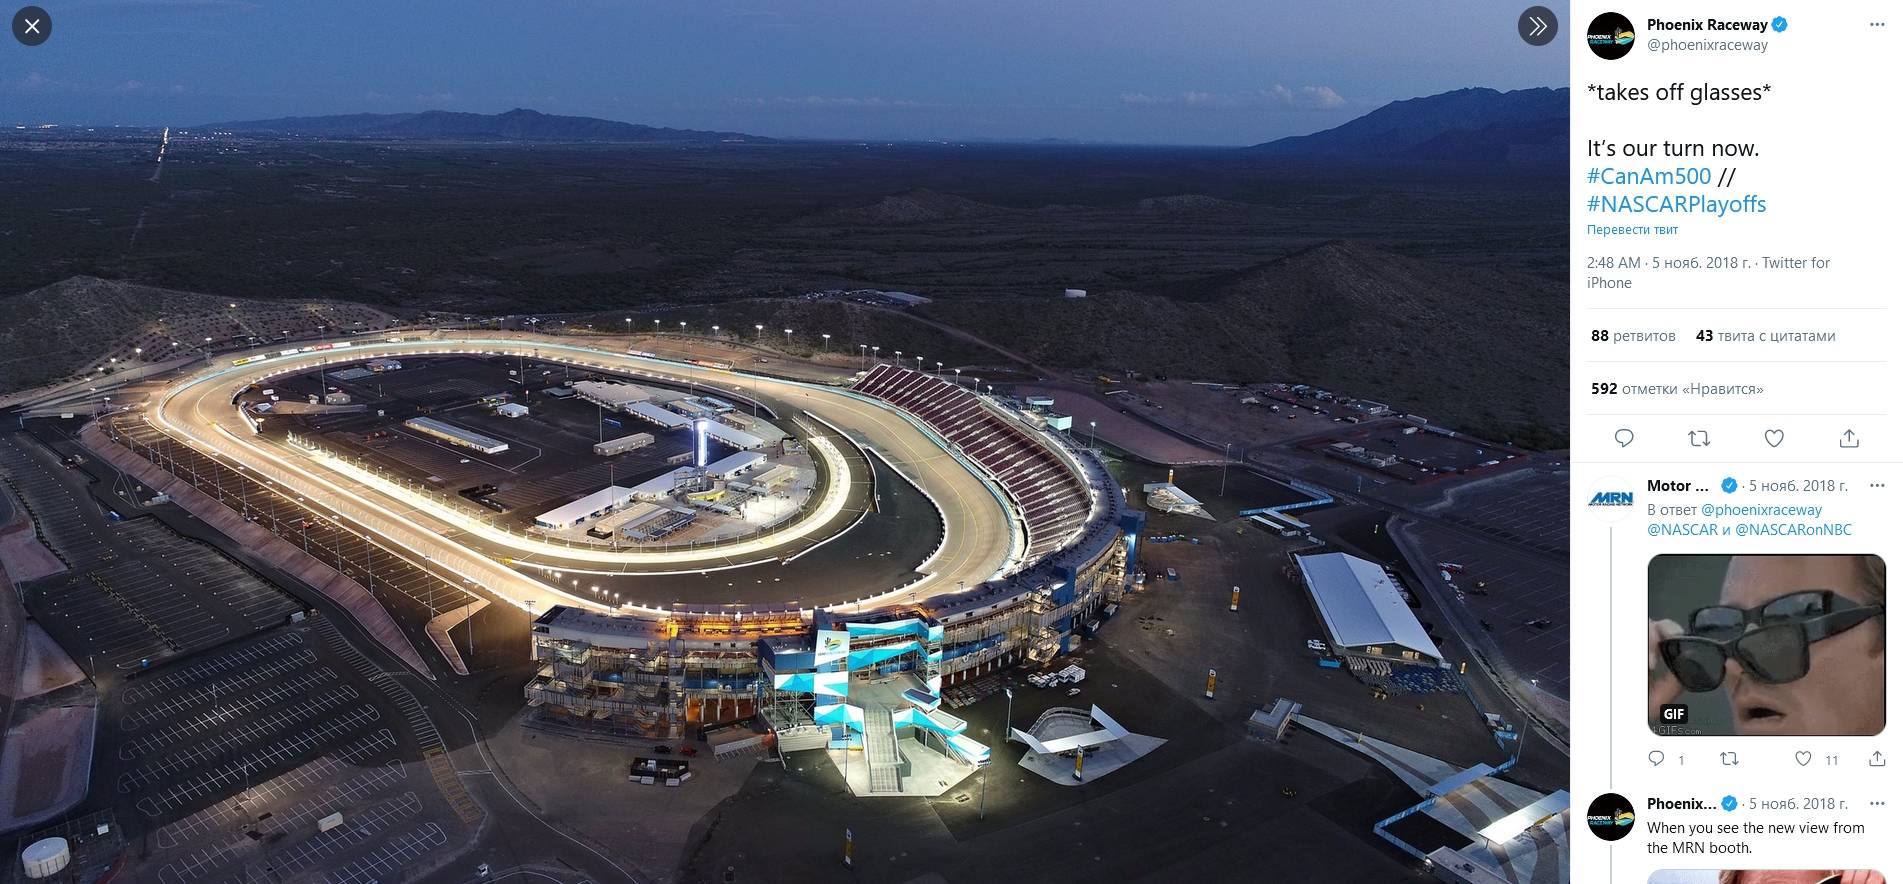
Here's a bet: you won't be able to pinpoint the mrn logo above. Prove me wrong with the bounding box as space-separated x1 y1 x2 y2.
1588 491 1634 506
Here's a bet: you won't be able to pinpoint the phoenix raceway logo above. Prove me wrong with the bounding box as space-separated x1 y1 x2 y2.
1586 793 1637 841
822 635 846 652
1587 11 1638 60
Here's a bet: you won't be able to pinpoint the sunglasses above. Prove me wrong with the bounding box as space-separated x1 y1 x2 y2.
1659 590 1884 693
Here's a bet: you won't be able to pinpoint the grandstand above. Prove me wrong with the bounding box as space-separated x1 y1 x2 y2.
853 364 1091 562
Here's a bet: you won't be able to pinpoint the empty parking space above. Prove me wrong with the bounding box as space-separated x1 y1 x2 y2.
115 519 303 627
120 631 306 704
117 669 352 761
7 428 304 671
1425 465 1570 558
324 823 448 884
0 431 114 563
1408 523 1570 698
99 624 475 883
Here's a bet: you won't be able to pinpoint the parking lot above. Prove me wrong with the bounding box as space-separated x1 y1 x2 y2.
1424 460 1570 558
1401 520 1571 700
101 621 479 884
1 430 303 671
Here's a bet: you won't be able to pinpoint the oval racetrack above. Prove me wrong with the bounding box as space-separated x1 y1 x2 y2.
150 333 1019 616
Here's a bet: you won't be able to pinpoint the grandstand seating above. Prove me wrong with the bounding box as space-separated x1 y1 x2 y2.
853 364 1091 562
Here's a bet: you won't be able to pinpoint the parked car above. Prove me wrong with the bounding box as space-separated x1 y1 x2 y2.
1305 639 1328 653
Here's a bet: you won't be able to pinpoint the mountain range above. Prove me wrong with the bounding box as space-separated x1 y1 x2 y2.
1250 87 1566 167
199 108 771 144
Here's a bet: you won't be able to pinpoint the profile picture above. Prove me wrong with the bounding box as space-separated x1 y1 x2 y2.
1586 11 1638 60
1648 554 1885 736
1648 871 1887 884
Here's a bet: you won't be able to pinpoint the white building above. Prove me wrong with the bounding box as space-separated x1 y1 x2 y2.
404 417 509 454
702 421 763 450
1295 552 1442 667
497 402 530 419
626 401 691 429
704 451 765 480
632 467 699 501
534 485 635 529
593 432 656 456
572 380 651 411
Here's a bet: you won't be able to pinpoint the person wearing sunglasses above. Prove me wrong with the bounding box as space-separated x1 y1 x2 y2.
1649 555 1885 736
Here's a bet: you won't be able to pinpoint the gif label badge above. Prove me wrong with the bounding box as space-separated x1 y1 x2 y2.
1659 703 1688 724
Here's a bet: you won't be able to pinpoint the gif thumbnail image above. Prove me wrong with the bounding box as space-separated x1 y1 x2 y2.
1649 872 1887 884
1647 555 1885 736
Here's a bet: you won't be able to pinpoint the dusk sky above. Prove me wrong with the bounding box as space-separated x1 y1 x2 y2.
4 0 1568 145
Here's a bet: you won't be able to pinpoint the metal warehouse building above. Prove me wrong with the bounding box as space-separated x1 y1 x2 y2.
534 485 635 529
403 416 510 454
1294 552 1443 668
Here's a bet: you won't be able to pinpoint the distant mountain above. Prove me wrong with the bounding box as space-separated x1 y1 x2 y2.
199 108 771 144
1248 87 1565 167
919 240 1567 441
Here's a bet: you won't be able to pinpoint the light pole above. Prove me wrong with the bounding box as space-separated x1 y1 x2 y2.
361 533 374 597
755 323 764 341
872 346 880 365
822 333 832 352
625 317 632 343
1003 686 1013 741
1088 420 1097 450
784 328 793 349
935 361 943 377
1220 442 1232 497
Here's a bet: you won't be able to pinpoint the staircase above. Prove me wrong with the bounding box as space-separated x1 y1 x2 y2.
864 706 904 794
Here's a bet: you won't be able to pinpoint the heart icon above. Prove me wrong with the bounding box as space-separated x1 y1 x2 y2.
1796 750 1812 766
1764 429 1785 447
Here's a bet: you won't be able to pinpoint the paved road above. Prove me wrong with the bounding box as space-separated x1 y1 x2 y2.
147 333 1019 616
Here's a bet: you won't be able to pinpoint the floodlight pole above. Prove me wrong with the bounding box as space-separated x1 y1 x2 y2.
1003 687 1013 743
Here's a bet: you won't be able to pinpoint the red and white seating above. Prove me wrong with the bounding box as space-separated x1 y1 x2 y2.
854 365 1090 562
